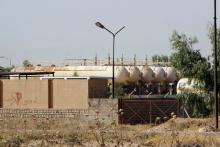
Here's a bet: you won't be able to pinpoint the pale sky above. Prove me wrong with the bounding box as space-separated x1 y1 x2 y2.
0 0 219 66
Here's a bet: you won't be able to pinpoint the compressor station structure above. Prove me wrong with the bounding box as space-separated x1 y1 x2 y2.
0 58 189 123
12 63 178 96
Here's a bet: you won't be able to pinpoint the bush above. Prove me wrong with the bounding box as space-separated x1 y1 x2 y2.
73 72 79 76
177 92 213 117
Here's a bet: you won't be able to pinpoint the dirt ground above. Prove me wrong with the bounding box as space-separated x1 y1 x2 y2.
0 117 220 147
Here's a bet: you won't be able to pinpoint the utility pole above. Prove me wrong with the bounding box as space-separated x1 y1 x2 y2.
213 0 218 129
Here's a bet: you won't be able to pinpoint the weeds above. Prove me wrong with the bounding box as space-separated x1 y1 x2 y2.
0 108 219 146
1 135 23 147
64 135 82 145
90 110 107 146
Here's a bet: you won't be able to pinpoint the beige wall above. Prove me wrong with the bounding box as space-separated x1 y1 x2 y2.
52 79 88 109
0 79 104 109
1 80 48 108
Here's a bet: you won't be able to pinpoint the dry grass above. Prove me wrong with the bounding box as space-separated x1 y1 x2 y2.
0 117 220 147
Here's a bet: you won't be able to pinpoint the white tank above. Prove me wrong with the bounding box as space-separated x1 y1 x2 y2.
163 67 177 83
115 66 130 84
127 66 141 83
176 78 204 94
141 66 154 83
152 67 165 82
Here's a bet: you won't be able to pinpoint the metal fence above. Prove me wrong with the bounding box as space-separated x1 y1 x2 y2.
118 98 180 124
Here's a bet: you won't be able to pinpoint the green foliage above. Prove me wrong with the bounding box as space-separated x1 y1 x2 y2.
208 24 220 82
152 55 170 63
152 55 158 62
170 31 214 117
208 24 220 59
161 55 169 62
177 92 213 117
73 72 79 76
170 31 213 91
22 60 33 67
115 84 125 97
1 65 15 72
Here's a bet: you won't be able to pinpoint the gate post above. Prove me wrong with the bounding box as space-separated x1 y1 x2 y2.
177 98 180 116
118 98 122 124
149 101 152 124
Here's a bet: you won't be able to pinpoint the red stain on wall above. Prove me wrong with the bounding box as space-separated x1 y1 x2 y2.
15 92 22 105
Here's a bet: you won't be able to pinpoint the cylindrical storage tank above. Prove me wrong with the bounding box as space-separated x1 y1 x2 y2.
127 66 141 83
141 66 154 83
152 67 165 83
176 78 204 94
163 67 177 83
115 66 129 84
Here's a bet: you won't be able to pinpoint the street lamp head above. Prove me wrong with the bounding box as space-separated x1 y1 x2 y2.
95 22 105 29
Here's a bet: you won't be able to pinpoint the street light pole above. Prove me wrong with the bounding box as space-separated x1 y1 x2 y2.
95 22 125 98
213 0 218 129
112 35 115 99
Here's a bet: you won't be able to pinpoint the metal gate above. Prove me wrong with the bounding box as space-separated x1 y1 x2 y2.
118 98 180 124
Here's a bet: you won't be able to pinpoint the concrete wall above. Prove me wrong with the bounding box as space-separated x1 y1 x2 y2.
1 80 48 108
88 79 108 98
52 79 88 109
0 79 108 109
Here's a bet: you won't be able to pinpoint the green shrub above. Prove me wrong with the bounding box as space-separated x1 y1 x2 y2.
177 92 213 117
73 72 79 76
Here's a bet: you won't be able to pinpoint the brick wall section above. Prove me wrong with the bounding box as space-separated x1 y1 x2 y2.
0 99 117 122
0 108 88 119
